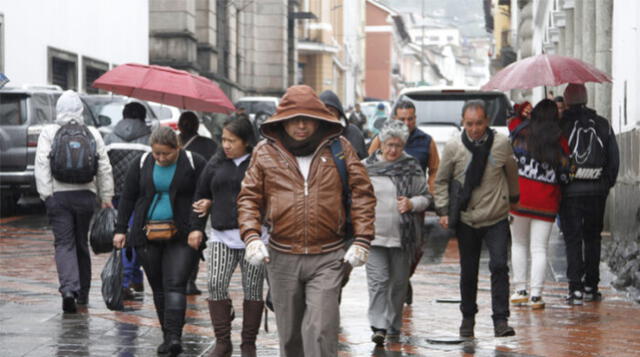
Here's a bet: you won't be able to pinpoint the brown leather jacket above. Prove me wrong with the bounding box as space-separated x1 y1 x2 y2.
237 86 376 255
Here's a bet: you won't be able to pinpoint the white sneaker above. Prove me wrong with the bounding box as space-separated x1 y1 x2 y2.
530 296 545 309
510 290 528 304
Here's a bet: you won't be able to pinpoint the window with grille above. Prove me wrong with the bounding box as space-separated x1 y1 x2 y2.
48 47 77 90
82 57 108 94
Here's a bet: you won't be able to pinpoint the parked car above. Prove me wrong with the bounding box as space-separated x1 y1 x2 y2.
0 86 105 215
80 94 159 137
395 86 512 154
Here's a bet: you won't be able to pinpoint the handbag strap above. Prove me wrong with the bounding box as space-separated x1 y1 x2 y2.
182 135 199 150
148 192 163 220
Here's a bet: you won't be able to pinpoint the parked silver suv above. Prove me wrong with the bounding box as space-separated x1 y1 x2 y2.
0 86 103 215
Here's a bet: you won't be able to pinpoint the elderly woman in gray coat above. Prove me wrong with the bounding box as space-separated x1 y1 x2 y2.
363 120 431 346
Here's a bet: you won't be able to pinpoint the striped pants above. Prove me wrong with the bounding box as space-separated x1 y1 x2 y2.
207 241 265 301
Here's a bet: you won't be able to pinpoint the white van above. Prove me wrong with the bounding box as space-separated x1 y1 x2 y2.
395 86 512 154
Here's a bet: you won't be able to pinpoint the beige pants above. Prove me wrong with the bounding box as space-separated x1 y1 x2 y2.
267 247 345 357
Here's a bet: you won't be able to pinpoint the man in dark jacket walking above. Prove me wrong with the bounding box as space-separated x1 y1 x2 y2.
559 84 620 305
319 90 368 159
104 102 151 299
178 111 217 160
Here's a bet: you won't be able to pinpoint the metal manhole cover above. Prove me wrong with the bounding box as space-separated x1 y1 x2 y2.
425 335 467 344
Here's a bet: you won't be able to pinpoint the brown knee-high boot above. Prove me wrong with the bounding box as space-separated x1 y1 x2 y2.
208 299 233 357
240 300 264 357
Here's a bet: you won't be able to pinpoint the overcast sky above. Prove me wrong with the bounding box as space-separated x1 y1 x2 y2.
382 0 487 37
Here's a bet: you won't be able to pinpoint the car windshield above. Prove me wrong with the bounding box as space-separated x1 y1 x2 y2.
399 93 511 127
235 101 276 115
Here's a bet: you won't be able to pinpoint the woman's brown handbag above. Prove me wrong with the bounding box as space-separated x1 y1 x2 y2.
145 192 177 241
144 220 177 240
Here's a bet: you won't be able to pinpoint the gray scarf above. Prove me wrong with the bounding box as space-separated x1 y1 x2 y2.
365 152 425 254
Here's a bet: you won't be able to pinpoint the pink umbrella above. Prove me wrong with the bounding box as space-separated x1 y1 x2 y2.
93 63 235 114
481 54 611 91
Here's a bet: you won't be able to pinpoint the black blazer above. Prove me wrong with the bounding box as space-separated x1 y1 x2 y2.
115 149 206 247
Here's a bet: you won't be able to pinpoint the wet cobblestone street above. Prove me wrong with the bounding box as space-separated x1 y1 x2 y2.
1 213 639 356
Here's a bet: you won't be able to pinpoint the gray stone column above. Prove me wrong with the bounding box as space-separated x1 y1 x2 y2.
149 0 199 71
195 0 217 74
252 0 289 95
564 8 574 57
573 0 582 59
582 0 596 105
558 26 566 56
595 0 613 119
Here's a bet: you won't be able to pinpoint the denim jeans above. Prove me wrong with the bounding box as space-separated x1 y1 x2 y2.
457 219 511 322
122 247 144 287
559 195 607 292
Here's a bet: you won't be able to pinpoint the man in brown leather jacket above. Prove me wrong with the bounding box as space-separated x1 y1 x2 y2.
237 85 376 357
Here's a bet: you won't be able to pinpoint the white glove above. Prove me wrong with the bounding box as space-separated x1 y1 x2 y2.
245 240 269 266
344 244 369 267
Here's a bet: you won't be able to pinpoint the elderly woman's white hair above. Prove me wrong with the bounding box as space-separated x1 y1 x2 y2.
379 119 409 143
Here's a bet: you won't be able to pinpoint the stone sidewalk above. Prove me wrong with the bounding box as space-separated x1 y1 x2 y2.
1 213 639 356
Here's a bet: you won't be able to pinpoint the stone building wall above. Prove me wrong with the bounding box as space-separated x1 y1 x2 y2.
149 0 292 100
603 129 640 302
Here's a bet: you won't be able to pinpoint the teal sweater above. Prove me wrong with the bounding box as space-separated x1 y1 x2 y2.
148 162 177 220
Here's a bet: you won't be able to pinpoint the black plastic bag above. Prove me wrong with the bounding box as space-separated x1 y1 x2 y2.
101 249 124 311
89 207 117 254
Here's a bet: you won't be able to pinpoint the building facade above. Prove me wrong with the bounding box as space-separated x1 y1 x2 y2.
0 0 149 92
149 0 295 101
364 0 409 101
292 0 366 108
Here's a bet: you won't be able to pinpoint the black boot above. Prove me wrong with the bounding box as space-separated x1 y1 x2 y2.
459 317 475 338
164 309 185 355
186 262 202 295
164 292 186 356
240 300 264 357
494 320 515 337
61 291 77 313
153 293 170 354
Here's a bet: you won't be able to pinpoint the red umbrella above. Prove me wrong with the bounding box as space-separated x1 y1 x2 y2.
481 54 611 91
93 63 235 114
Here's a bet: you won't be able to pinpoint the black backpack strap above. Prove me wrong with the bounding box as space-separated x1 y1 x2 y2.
329 139 349 202
329 139 353 241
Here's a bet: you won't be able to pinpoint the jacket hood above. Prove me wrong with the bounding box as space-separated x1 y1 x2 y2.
261 85 343 142
319 90 346 120
55 90 84 125
112 118 152 142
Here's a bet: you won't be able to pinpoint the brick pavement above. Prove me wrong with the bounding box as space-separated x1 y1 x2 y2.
1 214 639 356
